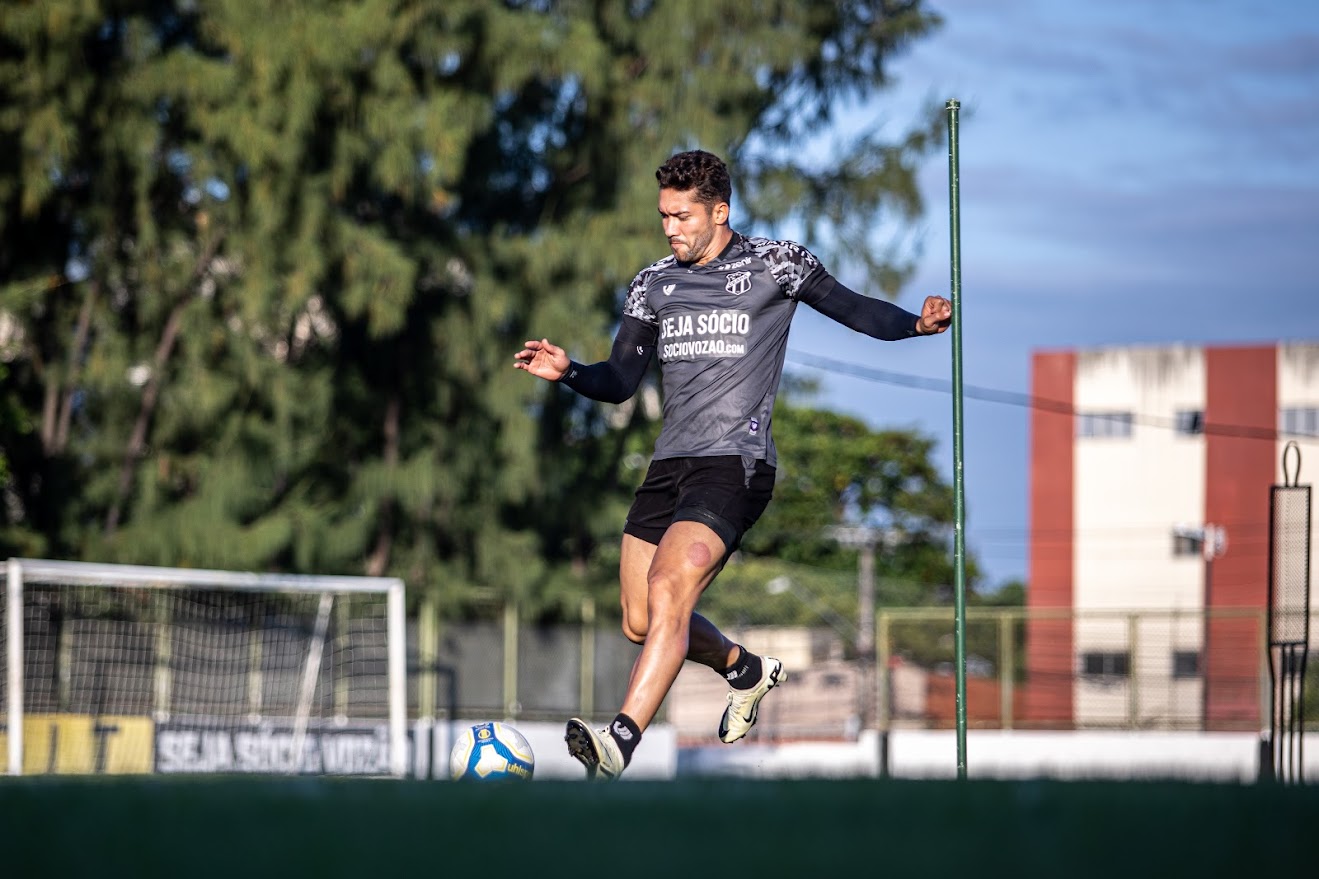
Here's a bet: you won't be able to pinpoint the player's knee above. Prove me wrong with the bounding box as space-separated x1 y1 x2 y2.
621 613 648 644
645 569 694 619
619 592 649 643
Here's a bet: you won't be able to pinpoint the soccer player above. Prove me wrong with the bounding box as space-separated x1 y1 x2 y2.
514 150 951 780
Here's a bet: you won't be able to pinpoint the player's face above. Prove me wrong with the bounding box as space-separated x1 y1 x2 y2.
658 188 728 265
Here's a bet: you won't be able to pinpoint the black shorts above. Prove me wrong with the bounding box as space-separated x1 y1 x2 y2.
624 455 776 553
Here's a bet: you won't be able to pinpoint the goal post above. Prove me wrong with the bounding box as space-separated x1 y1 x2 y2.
2 558 407 778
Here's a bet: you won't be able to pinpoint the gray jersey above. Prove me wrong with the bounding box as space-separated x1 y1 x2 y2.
623 233 827 466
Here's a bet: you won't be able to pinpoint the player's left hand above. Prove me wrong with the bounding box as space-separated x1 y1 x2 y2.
917 295 952 335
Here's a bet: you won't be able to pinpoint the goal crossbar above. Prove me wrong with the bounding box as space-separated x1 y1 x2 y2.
4 558 408 778
8 558 402 594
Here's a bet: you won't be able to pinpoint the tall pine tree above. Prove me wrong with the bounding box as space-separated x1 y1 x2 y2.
0 1 945 613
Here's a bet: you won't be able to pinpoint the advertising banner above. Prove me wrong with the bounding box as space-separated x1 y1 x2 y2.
155 720 399 775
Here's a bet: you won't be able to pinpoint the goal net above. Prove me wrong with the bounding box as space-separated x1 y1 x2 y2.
2 558 406 778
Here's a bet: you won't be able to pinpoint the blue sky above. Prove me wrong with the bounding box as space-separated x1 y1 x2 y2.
783 0 1319 588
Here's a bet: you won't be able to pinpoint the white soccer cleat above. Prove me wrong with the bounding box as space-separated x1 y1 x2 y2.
718 656 786 743
565 717 626 781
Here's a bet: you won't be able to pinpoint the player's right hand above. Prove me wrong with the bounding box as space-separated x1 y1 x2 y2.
513 338 570 382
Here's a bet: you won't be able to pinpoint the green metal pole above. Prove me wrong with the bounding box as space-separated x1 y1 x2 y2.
946 98 968 779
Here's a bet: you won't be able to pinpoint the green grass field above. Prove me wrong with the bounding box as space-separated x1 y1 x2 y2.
3 776 1317 877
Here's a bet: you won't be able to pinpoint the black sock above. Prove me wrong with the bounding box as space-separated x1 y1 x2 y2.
722 645 764 691
608 713 641 767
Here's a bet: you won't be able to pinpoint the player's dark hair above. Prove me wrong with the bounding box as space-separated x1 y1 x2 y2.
656 150 732 207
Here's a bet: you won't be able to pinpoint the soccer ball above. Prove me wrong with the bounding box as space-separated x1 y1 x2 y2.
449 721 535 781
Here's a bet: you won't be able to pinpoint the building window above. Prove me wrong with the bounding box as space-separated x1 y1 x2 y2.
1172 528 1202 558
1281 406 1319 438
1172 651 1200 679
1174 409 1204 436
1080 651 1130 678
1077 411 1134 439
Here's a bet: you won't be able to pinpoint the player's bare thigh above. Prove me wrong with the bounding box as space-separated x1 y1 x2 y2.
619 522 726 642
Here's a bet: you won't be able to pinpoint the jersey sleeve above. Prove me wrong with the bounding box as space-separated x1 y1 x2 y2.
749 238 828 300
622 264 661 324
799 276 921 341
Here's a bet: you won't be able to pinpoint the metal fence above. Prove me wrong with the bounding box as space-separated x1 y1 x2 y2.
411 601 1318 742
6 588 1313 742
877 606 1307 733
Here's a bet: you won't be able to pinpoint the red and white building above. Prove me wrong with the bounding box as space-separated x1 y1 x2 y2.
1026 343 1318 730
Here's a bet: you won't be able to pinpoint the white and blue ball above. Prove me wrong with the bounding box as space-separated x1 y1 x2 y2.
449 721 535 781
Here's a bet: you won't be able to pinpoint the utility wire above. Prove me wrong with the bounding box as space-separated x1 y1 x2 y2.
785 349 1313 562
786 349 1319 443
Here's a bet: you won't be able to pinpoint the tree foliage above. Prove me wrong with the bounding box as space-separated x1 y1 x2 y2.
706 393 984 631
0 0 947 614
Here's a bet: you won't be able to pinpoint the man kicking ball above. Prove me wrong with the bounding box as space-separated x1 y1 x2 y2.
515 149 951 779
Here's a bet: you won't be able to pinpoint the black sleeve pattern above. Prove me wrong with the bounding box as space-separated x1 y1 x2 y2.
746 236 825 299
622 259 671 324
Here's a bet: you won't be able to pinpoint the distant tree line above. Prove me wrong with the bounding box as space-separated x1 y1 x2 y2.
0 1 987 621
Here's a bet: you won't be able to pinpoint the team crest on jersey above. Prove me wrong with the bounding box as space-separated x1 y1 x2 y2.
725 271 752 296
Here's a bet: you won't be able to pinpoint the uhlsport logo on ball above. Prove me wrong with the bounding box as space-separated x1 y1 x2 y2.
449 721 535 781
